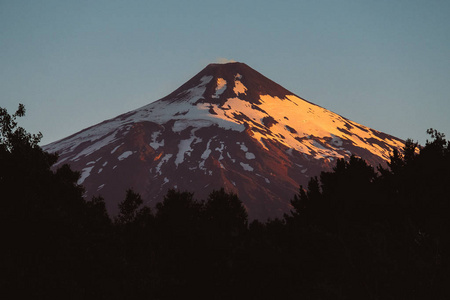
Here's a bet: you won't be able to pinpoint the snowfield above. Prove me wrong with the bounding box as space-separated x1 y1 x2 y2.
44 69 403 165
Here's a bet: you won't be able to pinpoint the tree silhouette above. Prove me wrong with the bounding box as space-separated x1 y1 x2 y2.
203 188 248 239
1 104 120 298
116 189 145 225
285 131 450 299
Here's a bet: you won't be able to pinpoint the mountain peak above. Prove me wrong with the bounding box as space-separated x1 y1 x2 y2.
161 62 294 105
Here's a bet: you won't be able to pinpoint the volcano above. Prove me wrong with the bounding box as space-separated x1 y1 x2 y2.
43 62 405 220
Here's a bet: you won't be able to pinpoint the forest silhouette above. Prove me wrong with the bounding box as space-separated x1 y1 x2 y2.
1 105 449 299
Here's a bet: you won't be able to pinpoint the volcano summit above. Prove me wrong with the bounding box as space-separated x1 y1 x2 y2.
43 62 405 220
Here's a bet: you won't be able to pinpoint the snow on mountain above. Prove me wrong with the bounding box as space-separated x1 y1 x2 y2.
43 62 406 220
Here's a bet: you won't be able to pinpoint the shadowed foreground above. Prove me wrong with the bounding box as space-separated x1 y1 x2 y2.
2 105 449 299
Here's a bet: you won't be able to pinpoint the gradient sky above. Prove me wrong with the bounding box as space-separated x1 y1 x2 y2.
1 0 449 146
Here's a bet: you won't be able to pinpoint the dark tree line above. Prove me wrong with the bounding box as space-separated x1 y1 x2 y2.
1 104 449 299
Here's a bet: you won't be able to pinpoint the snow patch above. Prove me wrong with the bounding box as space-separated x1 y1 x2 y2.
238 142 248 152
199 139 212 171
330 134 343 147
312 140 328 150
245 152 255 160
156 154 173 175
240 162 254 172
175 138 194 166
256 173 271 183
233 74 247 95
227 152 236 163
111 144 123 154
71 132 118 160
150 131 164 149
201 139 212 160
237 142 255 159
180 75 213 103
78 166 94 185
172 119 214 133
212 78 227 98
175 129 200 166
215 142 225 160
118 151 133 161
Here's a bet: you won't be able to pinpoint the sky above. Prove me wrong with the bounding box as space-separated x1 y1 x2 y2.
1 0 449 146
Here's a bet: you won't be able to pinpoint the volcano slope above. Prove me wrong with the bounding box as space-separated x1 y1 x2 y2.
43 62 405 220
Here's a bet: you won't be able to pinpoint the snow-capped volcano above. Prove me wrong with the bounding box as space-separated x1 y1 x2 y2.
43 62 405 220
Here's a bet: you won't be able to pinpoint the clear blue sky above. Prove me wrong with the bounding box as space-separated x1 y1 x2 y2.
1 0 449 146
